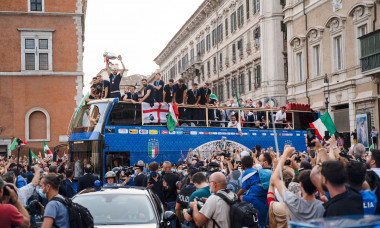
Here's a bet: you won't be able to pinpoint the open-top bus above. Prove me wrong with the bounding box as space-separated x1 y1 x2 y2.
68 99 317 180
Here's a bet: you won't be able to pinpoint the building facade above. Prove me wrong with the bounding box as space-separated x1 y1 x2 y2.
154 0 287 107
0 0 87 156
285 0 380 144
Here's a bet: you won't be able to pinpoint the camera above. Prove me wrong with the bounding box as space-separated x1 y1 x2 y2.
187 197 206 216
294 155 301 162
284 160 291 166
121 166 134 177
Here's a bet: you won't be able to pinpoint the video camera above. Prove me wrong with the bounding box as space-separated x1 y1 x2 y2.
120 166 134 177
187 197 206 216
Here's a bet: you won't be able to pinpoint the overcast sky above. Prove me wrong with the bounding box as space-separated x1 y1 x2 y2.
83 0 204 92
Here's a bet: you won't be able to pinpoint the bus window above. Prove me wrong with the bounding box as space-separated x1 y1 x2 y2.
105 151 130 172
72 102 109 133
107 103 142 126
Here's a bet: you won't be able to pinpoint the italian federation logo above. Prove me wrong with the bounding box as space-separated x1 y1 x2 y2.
148 139 159 159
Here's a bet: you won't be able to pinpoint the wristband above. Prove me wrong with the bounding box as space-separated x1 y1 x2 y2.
332 145 338 149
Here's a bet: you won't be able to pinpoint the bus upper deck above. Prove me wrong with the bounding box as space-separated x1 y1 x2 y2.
68 99 317 179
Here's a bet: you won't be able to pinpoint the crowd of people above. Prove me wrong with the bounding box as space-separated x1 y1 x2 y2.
1 134 380 227
87 61 291 130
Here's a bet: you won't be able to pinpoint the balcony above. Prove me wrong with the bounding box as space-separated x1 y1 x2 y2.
360 30 380 74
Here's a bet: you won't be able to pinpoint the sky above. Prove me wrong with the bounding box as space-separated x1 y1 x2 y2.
83 0 204 92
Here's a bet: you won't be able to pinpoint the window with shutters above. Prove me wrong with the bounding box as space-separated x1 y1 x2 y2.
227 80 230 98
225 18 229 36
29 0 44 12
218 84 224 101
255 65 261 88
246 0 250 19
232 43 236 60
207 61 211 74
206 34 211 51
213 56 217 72
231 12 237 33
253 0 260 14
212 29 217 46
239 73 245 93
237 5 244 27
217 24 223 43
248 69 252 91
21 31 52 71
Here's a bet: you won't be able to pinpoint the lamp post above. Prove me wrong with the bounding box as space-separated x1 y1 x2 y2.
324 73 330 111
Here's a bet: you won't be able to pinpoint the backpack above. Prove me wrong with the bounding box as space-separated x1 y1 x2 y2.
216 192 260 228
52 196 94 228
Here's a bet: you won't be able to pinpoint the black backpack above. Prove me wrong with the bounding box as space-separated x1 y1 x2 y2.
216 192 259 228
52 196 94 228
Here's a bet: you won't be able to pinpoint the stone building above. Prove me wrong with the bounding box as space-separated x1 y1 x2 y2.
284 0 380 144
154 0 287 107
0 0 87 156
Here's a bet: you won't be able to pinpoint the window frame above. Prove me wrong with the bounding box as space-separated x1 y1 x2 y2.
20 30 53 72
296 52 303 81
313 44 321 77
333 35 343 71
28 0 45 12
25 107 50 142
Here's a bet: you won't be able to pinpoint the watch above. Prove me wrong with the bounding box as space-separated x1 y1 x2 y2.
332 146 338 149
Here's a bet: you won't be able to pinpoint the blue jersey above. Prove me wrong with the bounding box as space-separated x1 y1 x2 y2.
360 190 377 215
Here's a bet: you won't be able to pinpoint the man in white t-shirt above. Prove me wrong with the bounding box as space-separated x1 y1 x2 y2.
190 172 235 228
228 115 242 136
275 106 287 128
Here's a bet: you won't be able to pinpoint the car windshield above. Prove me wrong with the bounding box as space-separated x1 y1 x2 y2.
73 193 157 225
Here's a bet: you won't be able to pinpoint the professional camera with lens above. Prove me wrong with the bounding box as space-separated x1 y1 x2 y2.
121 166 134 177
187 197 206 216
339 150 355 162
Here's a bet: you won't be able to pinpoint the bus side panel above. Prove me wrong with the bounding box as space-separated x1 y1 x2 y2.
102 126 307 165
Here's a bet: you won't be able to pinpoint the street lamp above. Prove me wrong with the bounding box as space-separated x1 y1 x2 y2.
323 73 330 110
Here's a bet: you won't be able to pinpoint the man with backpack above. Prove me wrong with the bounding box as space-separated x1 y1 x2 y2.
40 174 94 228
190 172 234 228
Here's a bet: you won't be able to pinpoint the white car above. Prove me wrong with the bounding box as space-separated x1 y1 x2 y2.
72 187 177 228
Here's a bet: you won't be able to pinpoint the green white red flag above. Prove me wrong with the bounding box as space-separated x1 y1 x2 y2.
167 103 179 132
309 112 337 140
44 141 53 157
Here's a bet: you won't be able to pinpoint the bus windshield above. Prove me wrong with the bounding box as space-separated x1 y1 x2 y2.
72 102 109 134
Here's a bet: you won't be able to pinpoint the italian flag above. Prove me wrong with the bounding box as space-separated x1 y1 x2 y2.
44 141 53 157
148 145 158 158
167 103 179 132
309 112 337 140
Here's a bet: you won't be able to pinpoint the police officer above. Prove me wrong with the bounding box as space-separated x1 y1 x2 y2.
103 171 117 187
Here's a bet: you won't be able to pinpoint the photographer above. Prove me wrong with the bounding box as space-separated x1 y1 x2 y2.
190 172 235 228
0 177 30 228
183 172 210 228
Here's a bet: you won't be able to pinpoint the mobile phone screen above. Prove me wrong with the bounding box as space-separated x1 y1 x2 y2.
307 128 316 147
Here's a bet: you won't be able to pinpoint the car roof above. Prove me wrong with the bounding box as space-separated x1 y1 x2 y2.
75 187 149 196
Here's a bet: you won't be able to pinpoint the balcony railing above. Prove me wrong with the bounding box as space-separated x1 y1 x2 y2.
360 29 380 73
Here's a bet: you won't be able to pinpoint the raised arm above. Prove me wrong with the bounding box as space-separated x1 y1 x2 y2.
118 55 125 77
182 89 187 104
105 60 111 76
271 146 294 196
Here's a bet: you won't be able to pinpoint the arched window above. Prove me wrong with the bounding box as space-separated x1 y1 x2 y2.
25 107 50 141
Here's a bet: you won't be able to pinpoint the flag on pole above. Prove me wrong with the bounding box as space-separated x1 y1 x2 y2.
167 103 179 132
28 149 38 166
44 141 53 157
235 92 242 107
369 144 374 150
309 112 337 140
10 138 18 151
